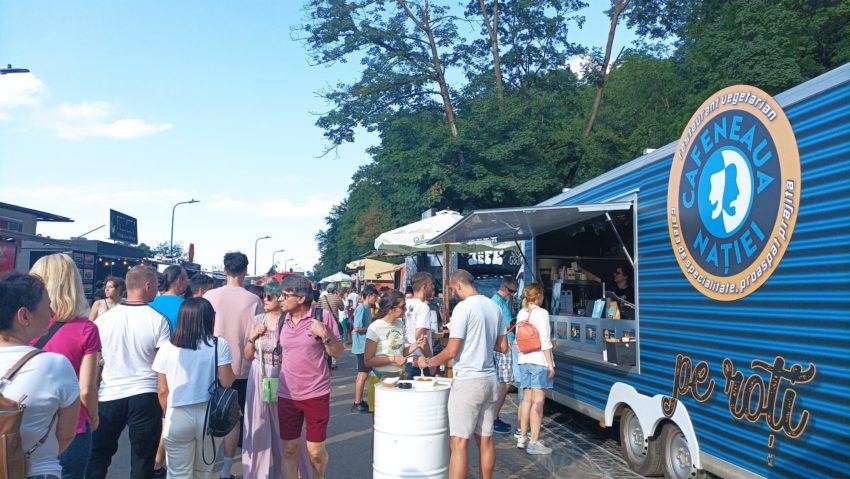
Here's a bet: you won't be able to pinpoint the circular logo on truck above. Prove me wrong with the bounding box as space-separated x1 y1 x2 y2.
667 86 800 301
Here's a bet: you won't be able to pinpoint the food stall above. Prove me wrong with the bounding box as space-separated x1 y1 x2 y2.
430 202 638 370
422 65 850 479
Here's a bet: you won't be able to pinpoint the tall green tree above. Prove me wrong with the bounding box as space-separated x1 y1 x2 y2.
299 0 465 148
151 241 185 259
135 242 153 258
622 0 850 94
462 0 587 93
314 202 346 277
309 0 850 277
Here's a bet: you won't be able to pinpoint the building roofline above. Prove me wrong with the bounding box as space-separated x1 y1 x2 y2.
0 202 74 223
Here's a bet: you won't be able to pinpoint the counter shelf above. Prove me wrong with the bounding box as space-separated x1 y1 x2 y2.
550 315 637 370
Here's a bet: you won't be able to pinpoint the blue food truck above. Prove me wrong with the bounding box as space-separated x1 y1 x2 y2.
431 64 850 478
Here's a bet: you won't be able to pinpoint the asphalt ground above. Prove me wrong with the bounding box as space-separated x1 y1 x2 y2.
106 349 650 478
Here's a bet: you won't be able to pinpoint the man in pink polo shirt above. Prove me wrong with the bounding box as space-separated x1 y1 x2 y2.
277 274 343 479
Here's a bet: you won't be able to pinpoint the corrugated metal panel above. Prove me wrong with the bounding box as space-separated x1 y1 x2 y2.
547 77 850 478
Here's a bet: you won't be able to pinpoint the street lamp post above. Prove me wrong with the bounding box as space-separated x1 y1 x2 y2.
272 249 286 273
254 236 271 276
170 199 200 258
284 258 294 273
1 64 30 75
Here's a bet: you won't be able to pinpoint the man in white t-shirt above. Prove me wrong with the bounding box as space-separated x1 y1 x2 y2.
404 272 434 377
89 265 171 479
417 269 507 479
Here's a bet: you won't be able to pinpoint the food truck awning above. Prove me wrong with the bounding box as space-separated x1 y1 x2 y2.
428 203 633 244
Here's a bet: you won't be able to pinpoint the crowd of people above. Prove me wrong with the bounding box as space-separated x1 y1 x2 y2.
0 250 556 479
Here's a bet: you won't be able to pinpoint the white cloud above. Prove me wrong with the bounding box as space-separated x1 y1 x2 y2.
567 57 585 76
207 194 338 219
58 101 112 121
259 198 337 218
0 185 196 205
0 73 46 109
50 101 172 140
0 75 171 140
52 116 173 140
567 54 614 79
207 198 250 211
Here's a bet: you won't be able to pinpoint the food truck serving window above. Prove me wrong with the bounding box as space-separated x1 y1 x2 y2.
430 201 638 370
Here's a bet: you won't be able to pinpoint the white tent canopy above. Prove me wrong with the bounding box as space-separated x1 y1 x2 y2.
374 209 518 323
345 259 366 271
374 210 517 254
319 271 353 283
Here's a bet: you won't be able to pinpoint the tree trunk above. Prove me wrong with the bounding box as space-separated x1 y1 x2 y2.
399 0 459 137
479 0 504 110
584 0 628 138
424 22 459 137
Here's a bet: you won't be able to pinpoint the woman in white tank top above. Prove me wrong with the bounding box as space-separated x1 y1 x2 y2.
89 276 124 321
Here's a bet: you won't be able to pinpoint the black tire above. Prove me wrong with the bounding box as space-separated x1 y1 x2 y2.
619 407 663 476
660 422 704 479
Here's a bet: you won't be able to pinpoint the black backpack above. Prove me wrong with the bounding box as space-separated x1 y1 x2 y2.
202 338 241 464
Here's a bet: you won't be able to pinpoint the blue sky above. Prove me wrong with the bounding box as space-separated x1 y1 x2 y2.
0 1 635 273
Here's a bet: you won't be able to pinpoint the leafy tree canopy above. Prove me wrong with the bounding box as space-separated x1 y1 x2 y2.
304 0 849 278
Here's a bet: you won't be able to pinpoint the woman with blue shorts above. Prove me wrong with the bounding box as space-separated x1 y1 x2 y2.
516 283 555 455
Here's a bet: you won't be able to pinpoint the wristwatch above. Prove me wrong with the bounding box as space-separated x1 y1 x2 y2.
323 336 333 345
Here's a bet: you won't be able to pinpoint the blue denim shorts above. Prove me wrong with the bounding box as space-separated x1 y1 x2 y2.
517 363 553 389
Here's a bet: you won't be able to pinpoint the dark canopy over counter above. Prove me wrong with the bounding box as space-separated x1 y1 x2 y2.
427 203 633 244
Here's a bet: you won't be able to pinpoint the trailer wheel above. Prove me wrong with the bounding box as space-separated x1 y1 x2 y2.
661 422 703 479
619 407 662 476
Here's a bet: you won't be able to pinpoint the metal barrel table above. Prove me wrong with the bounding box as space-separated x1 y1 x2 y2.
373 378 451 478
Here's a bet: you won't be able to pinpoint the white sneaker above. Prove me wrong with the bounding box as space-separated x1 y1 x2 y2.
517 436 528 449
525 440 553 455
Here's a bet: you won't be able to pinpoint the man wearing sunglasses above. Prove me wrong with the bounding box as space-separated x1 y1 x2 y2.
277 275 343 479
490 277 519 435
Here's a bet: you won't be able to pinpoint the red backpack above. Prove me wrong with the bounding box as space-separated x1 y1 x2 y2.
515 308 541 354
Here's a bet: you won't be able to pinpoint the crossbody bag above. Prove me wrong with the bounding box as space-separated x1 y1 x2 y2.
257 314 279 404
32 321 67 349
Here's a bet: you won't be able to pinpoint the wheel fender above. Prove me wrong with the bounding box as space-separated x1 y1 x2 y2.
605 382 701 469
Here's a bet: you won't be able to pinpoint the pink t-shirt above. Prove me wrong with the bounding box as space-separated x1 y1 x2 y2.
29 316 101 434
278 308 341 401
205 286 263 378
